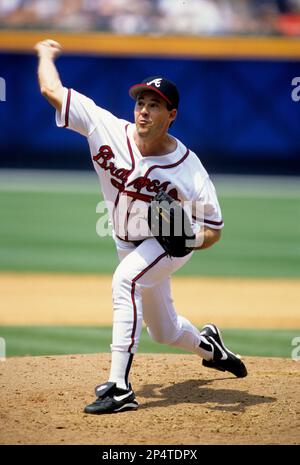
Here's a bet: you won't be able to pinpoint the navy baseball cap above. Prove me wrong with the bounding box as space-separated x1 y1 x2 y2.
129 76 179 109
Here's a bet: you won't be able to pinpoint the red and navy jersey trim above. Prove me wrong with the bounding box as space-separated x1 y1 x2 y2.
63 88 71 128
204 218 224 227
144 148 190 178
125 124 135 175
192 214 224 227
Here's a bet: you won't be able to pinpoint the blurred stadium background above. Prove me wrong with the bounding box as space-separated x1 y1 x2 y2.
0 0 299 359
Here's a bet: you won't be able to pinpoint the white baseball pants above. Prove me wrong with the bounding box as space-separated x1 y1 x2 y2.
111 237 210 357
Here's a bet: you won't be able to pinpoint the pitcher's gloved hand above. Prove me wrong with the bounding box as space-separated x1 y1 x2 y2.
148 190 195 257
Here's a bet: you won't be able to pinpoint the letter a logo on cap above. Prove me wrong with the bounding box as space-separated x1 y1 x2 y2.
147 78 162 88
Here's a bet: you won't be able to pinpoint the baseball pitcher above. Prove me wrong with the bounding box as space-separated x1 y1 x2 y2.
34 39 247 415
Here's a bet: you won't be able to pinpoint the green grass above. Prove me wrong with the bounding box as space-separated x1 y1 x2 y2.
0 171 299 277
0 326 299 358
0 190 118 273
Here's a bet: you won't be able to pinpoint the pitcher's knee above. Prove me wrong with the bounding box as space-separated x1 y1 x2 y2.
147 326 178 345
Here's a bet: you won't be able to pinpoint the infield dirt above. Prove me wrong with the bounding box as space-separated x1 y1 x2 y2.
0 353 299 445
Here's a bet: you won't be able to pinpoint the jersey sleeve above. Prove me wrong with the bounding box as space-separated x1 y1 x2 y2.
55 87 121 138
192 176 224 230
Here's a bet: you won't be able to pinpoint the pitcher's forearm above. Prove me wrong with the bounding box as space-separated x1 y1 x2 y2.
38 56 63 95
194 226 221 250
35 39 64 111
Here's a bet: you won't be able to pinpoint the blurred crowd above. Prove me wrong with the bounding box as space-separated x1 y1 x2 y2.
1 0 300 36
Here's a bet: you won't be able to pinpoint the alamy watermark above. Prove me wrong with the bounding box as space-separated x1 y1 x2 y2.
0 77 6 102
96 196 205 248
291 336 300 361
291 77 300 102
0 337 6 361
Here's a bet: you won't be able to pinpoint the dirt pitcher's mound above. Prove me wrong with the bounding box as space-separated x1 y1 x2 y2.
0 354 299 445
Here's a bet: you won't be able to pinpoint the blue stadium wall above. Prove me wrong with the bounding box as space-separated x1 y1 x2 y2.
0 52 299 174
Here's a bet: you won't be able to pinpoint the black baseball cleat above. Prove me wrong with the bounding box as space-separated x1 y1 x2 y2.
200 324 247 378
84 381 139 414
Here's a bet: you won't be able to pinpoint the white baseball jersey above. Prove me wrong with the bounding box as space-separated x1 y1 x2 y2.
56 87 223 243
